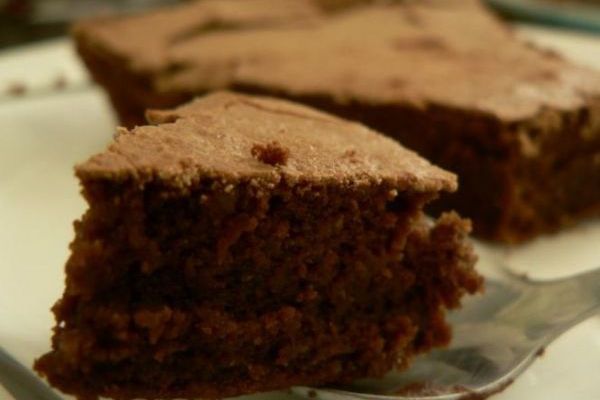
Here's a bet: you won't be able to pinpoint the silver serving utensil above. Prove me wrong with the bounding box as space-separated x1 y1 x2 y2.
0 347 61 400
294 263 600 400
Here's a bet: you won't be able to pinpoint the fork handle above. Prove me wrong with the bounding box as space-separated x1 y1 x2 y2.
0 347 62 400
499 267 600 341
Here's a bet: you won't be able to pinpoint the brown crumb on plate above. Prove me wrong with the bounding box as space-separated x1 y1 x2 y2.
53 75 68 90
6 82 27 96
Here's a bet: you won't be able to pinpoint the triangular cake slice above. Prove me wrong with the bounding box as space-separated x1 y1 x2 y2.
35 92 482 400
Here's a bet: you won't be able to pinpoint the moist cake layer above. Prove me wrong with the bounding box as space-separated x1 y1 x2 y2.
73 0 600 242
35 92 481 400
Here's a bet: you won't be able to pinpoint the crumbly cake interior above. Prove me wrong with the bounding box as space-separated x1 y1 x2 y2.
36 176 480 400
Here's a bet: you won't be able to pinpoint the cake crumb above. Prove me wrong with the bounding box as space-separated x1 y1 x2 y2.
6 82 26 96
54 75 68 90
536 347 545 357
251 141 289 166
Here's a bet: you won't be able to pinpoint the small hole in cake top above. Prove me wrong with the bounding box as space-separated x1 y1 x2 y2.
251 141 290 166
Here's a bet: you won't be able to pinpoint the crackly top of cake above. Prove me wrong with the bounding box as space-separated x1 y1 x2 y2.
74 0 600 122
72 0 321 72
77 92 456 192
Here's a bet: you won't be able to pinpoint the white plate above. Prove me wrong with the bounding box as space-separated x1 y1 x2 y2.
1 30 600 400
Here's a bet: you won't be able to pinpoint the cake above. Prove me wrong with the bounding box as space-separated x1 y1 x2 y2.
73 0 600 242
70 0 323 127
34 92 482 400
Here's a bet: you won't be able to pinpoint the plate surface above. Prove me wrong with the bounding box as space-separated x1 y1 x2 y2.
1 30 600 400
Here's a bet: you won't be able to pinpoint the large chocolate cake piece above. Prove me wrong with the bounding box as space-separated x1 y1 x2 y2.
34 92 481 400
73 0 600 242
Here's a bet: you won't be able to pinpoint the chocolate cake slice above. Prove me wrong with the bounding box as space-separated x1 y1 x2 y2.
73 0 600 242
34 92 481 400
